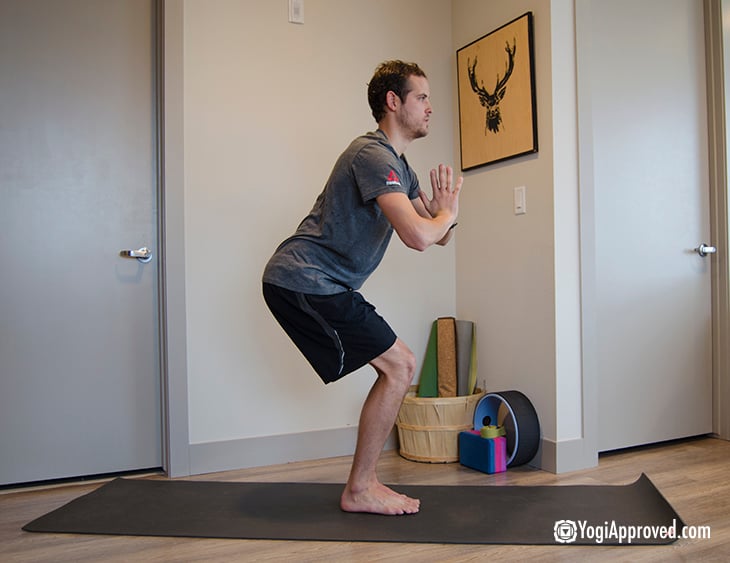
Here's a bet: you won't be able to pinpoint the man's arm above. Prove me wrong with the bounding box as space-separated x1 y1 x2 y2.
411 196 455 246
376 164 460 251
377 192 453 251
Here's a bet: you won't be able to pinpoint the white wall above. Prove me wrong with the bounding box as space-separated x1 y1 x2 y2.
183 0 457 462
177 0 592 474
451 0 585 471
451 0 551 452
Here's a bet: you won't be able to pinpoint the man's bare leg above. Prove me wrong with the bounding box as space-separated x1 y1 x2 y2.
340 338 420 515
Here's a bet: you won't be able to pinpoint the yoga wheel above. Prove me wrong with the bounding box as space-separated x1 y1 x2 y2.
473 391 540 467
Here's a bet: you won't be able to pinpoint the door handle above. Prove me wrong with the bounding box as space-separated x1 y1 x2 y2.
694 243 717 257
120 246 152 263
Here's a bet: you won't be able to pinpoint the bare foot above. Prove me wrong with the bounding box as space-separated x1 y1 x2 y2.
340 481 420 515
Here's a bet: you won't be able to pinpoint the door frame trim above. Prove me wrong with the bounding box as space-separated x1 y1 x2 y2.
159 0 190 477
575 0 600 468
704 0 730 440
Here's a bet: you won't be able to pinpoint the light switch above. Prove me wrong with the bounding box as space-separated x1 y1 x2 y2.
289 0 304 24
514 186 526 215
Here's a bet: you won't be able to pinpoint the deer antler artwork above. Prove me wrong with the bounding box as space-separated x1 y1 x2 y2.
468 39 516 134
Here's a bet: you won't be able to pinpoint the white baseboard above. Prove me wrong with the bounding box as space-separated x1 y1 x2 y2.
188 427 398 476
187 428 597 477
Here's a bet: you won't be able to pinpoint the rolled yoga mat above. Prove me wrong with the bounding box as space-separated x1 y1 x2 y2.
417 321 439 398
455 320 476 396
23 474 684 545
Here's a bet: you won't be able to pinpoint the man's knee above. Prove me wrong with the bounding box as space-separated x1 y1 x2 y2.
372 339 416 387
397 344 417 379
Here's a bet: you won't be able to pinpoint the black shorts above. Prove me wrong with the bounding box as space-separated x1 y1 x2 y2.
262 283 397 384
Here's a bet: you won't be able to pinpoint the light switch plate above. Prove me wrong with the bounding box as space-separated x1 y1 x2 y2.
289 0 304 24
514 186 526 215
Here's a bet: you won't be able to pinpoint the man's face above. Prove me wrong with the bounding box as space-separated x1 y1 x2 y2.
396 75 432 140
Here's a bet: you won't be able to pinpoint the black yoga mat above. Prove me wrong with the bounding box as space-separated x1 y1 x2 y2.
23 474 684 545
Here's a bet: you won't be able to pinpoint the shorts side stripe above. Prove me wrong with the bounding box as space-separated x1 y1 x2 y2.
296 293 346 378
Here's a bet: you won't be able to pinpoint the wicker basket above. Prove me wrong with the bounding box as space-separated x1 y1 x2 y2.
396 386 485 463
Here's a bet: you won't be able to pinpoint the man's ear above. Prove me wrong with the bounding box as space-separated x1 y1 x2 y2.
385 91 399 111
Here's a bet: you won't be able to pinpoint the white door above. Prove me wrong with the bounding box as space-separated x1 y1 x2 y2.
582 0 713 451
0 0 162 485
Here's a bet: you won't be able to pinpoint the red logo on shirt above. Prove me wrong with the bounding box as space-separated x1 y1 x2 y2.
386 170 401 186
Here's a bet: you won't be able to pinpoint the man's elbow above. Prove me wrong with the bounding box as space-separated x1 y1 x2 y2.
407 240 430 252
394 222 440 252
399 231 431 252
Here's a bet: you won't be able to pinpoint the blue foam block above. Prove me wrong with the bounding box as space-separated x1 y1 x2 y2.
458 431 507 475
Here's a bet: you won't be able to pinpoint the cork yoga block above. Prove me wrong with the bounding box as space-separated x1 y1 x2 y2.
436 317 457 398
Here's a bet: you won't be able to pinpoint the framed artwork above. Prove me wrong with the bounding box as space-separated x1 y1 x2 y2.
456 12 538 170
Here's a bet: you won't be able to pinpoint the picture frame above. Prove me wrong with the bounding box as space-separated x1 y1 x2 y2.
456 12 538 170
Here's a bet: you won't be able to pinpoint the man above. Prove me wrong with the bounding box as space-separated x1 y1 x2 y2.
262 60 461 515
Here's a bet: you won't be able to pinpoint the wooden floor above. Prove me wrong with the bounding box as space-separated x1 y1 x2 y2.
1 436 728 562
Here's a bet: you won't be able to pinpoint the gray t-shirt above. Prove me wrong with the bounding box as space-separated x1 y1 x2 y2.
263 130 420 294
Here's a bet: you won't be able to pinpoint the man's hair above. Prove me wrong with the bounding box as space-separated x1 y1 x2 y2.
367 60 427 123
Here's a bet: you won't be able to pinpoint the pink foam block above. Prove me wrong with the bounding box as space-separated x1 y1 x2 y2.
489 436 507 473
